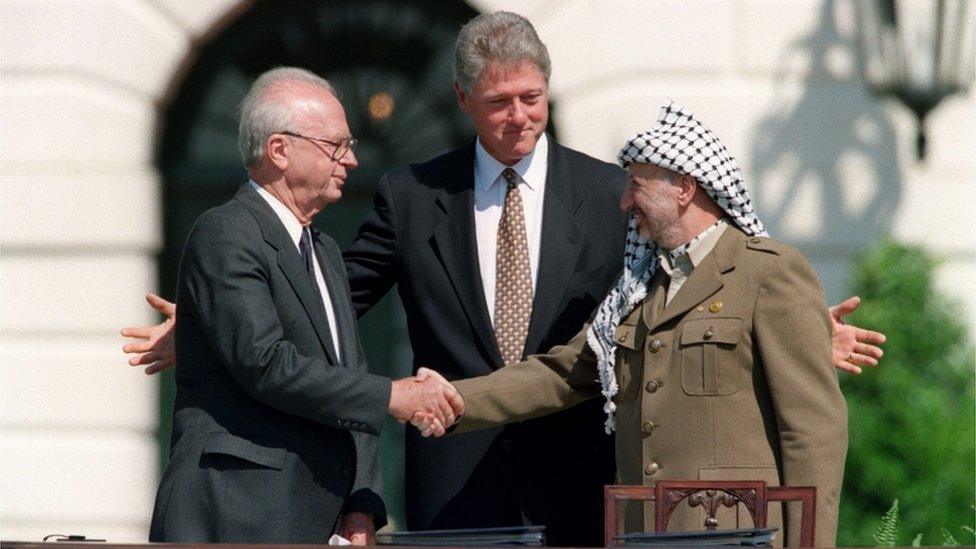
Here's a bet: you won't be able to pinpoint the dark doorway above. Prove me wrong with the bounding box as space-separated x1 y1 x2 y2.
155 0 481 526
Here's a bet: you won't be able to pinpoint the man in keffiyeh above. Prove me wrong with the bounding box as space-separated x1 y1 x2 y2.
444 102 849 547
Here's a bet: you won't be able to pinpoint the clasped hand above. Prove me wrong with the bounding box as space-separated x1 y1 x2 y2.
388 368 464 437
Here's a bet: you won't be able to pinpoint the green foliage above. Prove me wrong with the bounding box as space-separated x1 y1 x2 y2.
836 241 976 546
941 527 958 546
873 499 899 547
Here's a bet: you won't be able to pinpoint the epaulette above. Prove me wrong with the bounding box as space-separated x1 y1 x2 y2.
744 235 782 255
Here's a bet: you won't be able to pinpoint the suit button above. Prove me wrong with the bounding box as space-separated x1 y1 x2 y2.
644 461 660 476
648 339 662 353
341 466 351 477
642 421 657 434
502 439 513 450
645 379 662 393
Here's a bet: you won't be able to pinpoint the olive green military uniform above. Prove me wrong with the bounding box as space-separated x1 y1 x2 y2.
453 227 848 546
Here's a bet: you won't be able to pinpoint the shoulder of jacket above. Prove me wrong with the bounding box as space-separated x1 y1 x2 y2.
558 144 626 178
195 199 250 230
743 235 786 256
380 144 472 195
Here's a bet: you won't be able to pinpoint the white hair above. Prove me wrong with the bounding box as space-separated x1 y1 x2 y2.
237 67 336 167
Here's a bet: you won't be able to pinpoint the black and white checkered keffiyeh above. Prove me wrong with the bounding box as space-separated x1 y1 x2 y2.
587 101 768 433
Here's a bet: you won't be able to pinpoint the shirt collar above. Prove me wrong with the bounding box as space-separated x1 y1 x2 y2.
474 132 549 192
659 219 728 273
248 179 305 248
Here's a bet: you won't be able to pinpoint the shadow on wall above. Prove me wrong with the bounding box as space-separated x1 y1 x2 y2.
750 0 902 247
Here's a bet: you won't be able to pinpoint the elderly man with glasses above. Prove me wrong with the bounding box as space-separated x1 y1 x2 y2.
147 66 463 544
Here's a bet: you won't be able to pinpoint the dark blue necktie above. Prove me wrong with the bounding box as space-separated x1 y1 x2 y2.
299 227 341 366
299 227 315 278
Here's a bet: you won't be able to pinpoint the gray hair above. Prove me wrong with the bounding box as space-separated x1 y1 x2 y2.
238 67 337 167
454 11 552 94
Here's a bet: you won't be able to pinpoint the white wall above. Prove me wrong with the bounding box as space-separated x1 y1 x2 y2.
1 0 973 540
0 0 241 541
482 0 975 326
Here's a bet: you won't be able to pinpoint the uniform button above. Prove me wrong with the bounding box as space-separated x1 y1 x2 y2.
644 461 660 476
648 339 662 353
642 421 657 434
750 237 761 244
502 439 513 450
645 379 660 393
703 329 714 340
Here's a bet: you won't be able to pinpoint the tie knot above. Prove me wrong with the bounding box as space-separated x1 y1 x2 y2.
502 168 519 188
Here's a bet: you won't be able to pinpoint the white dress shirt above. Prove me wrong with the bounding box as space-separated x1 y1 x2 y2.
249 180 342 361
473 133 549 325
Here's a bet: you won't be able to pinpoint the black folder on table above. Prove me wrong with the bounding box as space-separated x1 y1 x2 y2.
614 527 777 546
377 525 546 546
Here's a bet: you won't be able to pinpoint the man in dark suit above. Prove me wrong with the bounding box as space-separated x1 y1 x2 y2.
126 13 884 547
342 12 625 545
148 67 462 544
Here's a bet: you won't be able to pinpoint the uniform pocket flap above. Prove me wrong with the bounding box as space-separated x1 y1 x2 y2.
680 318 741 346
202 431 286 470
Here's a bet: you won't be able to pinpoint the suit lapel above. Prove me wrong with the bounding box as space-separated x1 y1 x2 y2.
429 145 502 366
647 228 741 332
524 140 583 354
235 184 341 367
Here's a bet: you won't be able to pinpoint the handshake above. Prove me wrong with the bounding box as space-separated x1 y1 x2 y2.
388 368 465 437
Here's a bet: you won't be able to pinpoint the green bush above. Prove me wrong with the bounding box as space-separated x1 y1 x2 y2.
837 241 975 546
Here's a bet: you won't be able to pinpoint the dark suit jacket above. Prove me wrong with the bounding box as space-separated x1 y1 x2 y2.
149 184 392 543
344 138 628 545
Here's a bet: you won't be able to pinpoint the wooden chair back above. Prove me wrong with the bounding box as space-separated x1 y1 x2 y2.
603 480 816 546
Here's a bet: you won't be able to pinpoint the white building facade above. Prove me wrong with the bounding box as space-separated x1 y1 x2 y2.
1 0 973 541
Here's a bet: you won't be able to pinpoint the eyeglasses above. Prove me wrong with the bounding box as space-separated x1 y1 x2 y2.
279 130 358 160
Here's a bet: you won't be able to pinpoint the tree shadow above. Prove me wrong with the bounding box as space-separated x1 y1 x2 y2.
750 0 902 249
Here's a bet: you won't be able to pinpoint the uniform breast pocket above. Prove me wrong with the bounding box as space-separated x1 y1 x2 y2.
679 318 741 396
612 323 645 402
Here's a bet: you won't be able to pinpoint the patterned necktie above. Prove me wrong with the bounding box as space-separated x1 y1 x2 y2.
494 168 533 366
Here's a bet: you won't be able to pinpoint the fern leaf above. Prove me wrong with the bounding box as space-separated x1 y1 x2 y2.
941 527 958 546
911 533 923 547
874 499 900 547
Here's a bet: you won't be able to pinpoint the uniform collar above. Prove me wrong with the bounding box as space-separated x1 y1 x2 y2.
659 219 728 274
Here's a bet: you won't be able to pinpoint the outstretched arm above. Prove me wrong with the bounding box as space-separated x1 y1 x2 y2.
829 295 886 374
121 293 176 374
